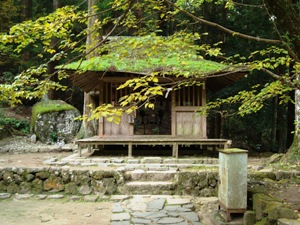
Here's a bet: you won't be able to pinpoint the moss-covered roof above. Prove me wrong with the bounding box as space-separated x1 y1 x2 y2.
63 35 229 75
63 55 226 75
61 35 245 92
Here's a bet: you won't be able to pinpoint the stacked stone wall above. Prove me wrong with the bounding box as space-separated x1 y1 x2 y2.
0 167 123 195
0 167 299 197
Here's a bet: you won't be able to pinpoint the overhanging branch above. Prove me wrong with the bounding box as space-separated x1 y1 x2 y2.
165 0 282 45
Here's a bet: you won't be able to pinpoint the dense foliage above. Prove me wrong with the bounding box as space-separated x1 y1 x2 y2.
0 0 300 159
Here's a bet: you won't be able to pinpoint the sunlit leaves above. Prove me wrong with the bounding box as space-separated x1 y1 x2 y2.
247 46 291 71
88 104 123 124
224 0 234 10
118 74 164 111
105 32 200 60
0 61 69 105
198 81 293 117
175 0 225 13
0 5 87 106
1 0 299 126
1 5 86 55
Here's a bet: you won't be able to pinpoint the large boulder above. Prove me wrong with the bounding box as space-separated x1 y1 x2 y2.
31 100 81 144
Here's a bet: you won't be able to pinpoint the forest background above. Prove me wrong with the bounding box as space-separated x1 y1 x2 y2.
0 0 299 162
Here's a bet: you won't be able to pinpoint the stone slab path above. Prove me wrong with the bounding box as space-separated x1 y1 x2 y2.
110 195 204 225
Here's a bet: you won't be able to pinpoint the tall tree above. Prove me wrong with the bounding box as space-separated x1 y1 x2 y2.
1 0 300 163
263 0 300 162
0 0 19 32
45 0 60 100
82 0 99 137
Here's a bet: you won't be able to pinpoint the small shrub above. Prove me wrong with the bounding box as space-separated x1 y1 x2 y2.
0 117 30 134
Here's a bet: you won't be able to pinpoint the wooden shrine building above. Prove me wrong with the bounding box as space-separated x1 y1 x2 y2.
63 36 246 157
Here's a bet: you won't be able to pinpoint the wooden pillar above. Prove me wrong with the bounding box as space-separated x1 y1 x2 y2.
171 91 176 137
172 143 178 158
78 144 82 157
98 80 104 137
129 121 134 136
83 0 99 138
128 142 133 157
201 81 207 138
83 92 97 137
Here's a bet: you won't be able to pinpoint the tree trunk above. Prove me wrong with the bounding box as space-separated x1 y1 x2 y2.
265 0 300 162
80 0 99 138
282 88 300 162
20 0 32 73
21 0 33 21
21 0 27 22
271 97 278 152
45 0 59 100
277 103 288 153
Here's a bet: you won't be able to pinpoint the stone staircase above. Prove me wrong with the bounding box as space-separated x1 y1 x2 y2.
48 155 219 196
123 170 178 195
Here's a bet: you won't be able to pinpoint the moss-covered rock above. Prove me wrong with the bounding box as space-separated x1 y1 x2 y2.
19 182 31 194
13 174 22 185
36 171 50 180
79 184 92 195
243 210 257 225
265 203 297 221
277 218 300 225
61 170 71 183
6 182 20 193
199 187 216 197
92 178 117 195
254 218 270 225
43 176 64 192
194 172 208 189
65 182 78 195
2 171 14 183
31 100 81 143
249 171 276 181
253 193 280 220
253 193 298 224
208 173 217 187
72 170 91 185
0 181 7 192
26 174 35 182
92 171 114 180
31 179 43 193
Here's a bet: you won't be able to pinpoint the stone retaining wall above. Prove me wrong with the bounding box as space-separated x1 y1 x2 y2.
0 167 299 197
175 171 219 196
0 167 123 195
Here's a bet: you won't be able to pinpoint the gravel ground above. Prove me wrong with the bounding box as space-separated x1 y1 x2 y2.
0 136 76 154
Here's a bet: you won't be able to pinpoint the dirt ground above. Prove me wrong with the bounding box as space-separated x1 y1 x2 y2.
0 198 112 225
0 151 71 168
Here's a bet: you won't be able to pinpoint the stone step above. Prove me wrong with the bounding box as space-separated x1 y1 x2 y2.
123 181 176 195
124 170 178 182
60 154 219 165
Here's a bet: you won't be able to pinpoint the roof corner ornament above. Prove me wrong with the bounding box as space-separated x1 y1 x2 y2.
165 88 173 98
